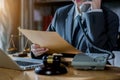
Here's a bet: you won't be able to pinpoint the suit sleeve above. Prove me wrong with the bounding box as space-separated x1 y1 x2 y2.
47 9 59 31
83 11 119 51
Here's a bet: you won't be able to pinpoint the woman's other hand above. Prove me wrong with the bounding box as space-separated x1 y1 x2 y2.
31 44 49 57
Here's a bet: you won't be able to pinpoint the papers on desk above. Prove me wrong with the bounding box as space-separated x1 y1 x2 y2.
19 28 80 54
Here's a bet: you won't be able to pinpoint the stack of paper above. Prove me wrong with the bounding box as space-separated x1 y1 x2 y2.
19 28 81 54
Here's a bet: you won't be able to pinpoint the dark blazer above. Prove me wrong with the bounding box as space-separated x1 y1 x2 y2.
31 3 119 59
47 3 119 53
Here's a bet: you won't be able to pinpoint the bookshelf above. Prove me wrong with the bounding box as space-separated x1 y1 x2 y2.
35 0 71 3
20 0 72 30
33 0 72 30
35 0 72 6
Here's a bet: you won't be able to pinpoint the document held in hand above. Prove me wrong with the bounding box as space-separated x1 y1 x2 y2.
19 28 80 54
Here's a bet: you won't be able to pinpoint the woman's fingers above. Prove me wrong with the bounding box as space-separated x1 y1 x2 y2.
31 44 49 57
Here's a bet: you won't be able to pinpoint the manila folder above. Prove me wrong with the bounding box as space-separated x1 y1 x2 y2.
19 28 80 54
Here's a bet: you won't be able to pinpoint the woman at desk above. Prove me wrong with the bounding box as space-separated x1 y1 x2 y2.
31 0 119 61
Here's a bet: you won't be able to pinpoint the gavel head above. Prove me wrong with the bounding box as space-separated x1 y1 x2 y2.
42 54 61 67
35 54 67 75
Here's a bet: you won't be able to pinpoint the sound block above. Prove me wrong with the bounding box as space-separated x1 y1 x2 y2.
35 65 67 75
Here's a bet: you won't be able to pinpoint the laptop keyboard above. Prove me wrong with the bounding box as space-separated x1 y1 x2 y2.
16 61 39 66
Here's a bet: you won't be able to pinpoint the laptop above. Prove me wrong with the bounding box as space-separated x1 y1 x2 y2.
0 49 43 70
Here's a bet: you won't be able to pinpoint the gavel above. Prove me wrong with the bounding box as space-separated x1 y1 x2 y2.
35 54 67 75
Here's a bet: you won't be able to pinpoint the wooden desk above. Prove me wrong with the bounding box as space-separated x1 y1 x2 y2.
0 68 27 80
1 65 120 80
26 65 120 80
5 55 120 80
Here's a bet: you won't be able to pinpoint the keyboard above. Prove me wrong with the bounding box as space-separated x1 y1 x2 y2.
16 61 39 66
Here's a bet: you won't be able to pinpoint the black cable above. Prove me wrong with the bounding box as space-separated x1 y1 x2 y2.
78 19 114 60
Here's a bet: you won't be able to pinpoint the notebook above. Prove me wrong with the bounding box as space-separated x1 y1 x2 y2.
0 49 43 70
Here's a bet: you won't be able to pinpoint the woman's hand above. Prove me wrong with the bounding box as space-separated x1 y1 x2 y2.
81 0 102 10
73 0 102 12
31 44 49 57
91 0 102 10
77 0 102 10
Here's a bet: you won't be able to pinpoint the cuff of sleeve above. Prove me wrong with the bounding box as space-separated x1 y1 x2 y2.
87 9 102 13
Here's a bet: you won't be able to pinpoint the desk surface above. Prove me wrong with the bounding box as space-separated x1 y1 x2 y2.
0 65 120 80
